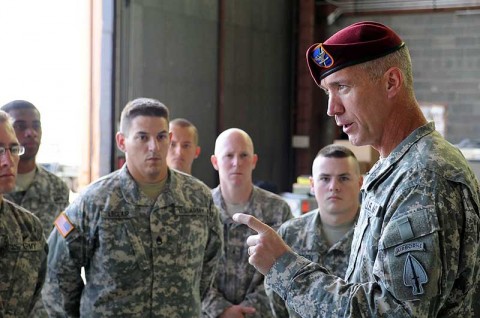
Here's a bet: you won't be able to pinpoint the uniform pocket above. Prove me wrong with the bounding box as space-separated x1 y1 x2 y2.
174 207 209 268
98 214 148 280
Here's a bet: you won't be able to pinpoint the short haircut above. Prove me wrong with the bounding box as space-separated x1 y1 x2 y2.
119 98 169 135
1 100 39 113
357 46 414 93
316 144 360 173
170 118 199 145
0 110 15 134
0 110 10 124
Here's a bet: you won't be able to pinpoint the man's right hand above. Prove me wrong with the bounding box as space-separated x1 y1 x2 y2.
232 213 292 275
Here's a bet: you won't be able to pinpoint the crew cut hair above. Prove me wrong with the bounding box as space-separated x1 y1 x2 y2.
119 98 169 135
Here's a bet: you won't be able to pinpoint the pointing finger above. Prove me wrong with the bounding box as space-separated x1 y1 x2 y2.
233 213 271 234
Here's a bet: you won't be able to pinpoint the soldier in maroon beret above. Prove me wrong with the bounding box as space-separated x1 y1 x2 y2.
233 21 480 317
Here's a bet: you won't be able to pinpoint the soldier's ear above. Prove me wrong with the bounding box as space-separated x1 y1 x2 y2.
116 132 126 153
211 155 219 171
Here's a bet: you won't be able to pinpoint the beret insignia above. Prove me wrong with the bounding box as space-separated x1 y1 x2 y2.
311 44 334 68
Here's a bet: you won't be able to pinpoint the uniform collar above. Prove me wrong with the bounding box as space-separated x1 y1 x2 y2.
363 122 435 192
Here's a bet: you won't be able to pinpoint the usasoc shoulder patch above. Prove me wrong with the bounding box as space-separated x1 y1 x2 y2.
403 253 428 296
54 212 75 238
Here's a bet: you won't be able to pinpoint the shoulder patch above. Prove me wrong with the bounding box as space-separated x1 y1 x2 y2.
403 253 428 295
54 212 75 238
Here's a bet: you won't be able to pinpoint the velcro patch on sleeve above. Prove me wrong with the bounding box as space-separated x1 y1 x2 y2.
54 212 75 238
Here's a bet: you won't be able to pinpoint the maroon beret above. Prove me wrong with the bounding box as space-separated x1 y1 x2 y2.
306 21 405 86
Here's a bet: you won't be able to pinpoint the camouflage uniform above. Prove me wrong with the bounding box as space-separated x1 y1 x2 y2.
0 198 47 318
203 186 293 318
4 164 70 237
266 209 354 318
42 166 223 317
265 123 480 317
5 165 69 318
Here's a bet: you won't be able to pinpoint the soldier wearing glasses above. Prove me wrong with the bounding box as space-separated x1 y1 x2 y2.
0 110 47 318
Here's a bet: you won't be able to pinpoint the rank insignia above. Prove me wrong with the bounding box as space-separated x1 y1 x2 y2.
403 253 428 295
54 212 75 238
311 44 334 68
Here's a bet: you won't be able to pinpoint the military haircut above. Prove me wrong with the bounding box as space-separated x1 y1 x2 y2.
356 46 414 92
316 144 360 174
0 110 10 124
170 118 199 145
119 97 169 136
0 110 17 143
1 100 39 113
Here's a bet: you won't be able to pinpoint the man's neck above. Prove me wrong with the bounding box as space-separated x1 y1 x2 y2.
377 101 427 158
220 182 253 205
18 159 37 174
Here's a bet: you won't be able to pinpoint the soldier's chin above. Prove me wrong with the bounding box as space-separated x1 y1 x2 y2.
21 152 38 161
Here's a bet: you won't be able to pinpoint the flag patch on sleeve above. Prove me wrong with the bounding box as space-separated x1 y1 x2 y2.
54 212 75 238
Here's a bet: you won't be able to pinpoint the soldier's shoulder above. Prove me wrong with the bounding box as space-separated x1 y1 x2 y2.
254 186 289 205
3 198 44 231
171 170 212 195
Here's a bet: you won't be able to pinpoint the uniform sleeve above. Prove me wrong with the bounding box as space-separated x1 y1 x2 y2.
202 271 273 318
200 202 224 299
29 235 48 315
42 202 88 317
239 271 272 317
265 225 290 318
266 182 479 317
202 282 234 318
279 201 294 224
265 284 290 318
238 200 293 317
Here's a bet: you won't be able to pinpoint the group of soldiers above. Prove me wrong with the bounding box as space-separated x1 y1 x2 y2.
1 20 480 318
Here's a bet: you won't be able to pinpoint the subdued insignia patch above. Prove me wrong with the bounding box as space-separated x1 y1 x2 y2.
54 212 75 238
403 253 428 295
311 44 334 68
394 242 425 256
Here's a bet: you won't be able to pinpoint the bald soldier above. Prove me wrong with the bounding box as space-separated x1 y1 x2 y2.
234 21 480 317
202 128 293 318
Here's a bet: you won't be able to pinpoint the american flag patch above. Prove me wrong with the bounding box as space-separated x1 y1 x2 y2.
54 213 75 238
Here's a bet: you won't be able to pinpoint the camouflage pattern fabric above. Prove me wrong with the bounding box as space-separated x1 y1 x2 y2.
265 123 480 317
4 165 69 318
0 199 47 318
202 186 293 318
42 166 223 317
266 210 354 318
5 164 70 237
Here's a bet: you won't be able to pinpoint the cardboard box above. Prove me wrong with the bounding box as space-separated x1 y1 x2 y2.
333 140 379 174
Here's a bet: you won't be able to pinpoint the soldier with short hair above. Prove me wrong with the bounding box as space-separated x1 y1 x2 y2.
0 110 47 318
267 144 362 318
234 21 480 317
167 118 201 175
43 98 223 317
1 100 70 238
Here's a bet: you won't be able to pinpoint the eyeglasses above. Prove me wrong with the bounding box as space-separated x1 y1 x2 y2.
0 145 25 156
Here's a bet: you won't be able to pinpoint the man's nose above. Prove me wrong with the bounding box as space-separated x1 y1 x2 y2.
0 150 15 167
329 179 340 192
232 155 240 166
326 95 343 117
148 138 161 151
24 127 39 138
